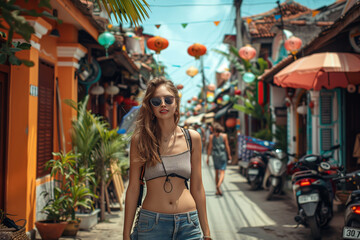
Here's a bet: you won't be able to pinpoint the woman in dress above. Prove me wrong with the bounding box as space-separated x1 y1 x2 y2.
123 77 211 240
206 122 232 196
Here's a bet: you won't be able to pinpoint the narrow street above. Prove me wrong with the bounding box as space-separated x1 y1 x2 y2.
203 155 344 240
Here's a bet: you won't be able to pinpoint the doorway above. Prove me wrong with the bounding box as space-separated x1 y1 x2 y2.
0 65 9 210
296 91 307 158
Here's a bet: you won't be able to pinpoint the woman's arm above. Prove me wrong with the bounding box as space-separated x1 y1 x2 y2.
223 133 232 161
123 136 143 240
206 134 213 165
189 130 211 237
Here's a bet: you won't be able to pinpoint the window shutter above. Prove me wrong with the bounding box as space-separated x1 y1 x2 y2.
320 92 333 152
37 60 54 178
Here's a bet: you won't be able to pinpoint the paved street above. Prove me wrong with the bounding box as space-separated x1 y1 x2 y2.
59 155 344 240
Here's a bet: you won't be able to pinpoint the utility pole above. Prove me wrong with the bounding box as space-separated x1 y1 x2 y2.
201 56 207 113
235 0 244 133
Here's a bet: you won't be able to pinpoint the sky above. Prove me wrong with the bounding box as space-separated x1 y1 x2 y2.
114 0 336 111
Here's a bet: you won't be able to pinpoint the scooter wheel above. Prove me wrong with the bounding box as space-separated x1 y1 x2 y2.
308 216 321 240
266 185 275 201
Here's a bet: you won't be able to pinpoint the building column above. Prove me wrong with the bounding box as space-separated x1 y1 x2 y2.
310 90 320 154
57 43 87 152
7 18 51 231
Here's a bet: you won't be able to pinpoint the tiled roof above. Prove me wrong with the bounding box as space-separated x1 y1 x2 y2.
245 1 311 39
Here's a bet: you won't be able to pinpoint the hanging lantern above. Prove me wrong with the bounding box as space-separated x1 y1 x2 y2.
309 101 315 109
176 84 184 90
284 36 302 55
208 83 216 91
234 89 241 95
216 97 222 104
90 82 104 95
238 45 256 61
192 96 198 101
223 94 230 102
225 118 237 128
147 36 169 54
220 71 232 81
187 99 191 104
243 72 256 83
186 66 199 77
207 95 214 102
105 81 120 95
98 31 116 57
115 95 124 104
187 43 207 59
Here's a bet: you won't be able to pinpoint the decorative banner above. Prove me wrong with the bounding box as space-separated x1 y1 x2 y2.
213 21 220 26
155 24 161 29
246 18 252 24
181 23 188 28
312 10 320 17
274 14 281 20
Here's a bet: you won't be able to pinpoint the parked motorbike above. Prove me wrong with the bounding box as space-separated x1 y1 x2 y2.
263 149 294 200
291 145 340 240
333 170 360 240
247 151 270 190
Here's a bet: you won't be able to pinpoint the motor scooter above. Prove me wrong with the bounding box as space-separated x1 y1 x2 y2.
292 145 340 240
334 170 360 239
263 149 294 200
247 151 270 190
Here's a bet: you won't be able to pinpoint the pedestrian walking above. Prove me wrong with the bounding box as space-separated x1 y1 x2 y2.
123 77 211 240
206 122 232 196
204 124 213 154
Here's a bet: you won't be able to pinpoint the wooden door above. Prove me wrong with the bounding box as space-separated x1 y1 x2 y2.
0 65 9 210
37 60 54 178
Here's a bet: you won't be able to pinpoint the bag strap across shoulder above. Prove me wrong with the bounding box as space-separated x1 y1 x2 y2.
182 128 192 152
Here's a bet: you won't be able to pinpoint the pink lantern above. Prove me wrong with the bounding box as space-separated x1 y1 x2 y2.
208 83 216 91
192 96 198 101
220 71 232 81
238 45 256 61
284 36 302 55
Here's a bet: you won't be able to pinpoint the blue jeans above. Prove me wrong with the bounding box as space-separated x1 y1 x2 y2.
130 209 202 240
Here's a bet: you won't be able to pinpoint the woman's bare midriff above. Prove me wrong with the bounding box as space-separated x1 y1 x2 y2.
142 176 197 214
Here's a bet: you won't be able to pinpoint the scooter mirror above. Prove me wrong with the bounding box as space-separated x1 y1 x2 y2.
320 162 331 170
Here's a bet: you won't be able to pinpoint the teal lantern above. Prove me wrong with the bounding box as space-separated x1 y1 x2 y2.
98 31 115 57
223 94 230 102
243 72 256 83
207 95 214 103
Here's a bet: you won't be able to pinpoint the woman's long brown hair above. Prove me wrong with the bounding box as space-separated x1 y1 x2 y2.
133 77 180 166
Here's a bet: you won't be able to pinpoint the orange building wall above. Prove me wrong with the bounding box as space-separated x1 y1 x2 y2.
7 48 39 231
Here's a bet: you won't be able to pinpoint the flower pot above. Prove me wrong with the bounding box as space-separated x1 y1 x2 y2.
62 219 81 237
75 209 100 230
35 221 67 240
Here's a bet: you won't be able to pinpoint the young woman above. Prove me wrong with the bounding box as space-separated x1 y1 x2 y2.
123 77 211 240
206 122 232 196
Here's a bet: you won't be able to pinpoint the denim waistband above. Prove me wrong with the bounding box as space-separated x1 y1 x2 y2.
139 208 198 221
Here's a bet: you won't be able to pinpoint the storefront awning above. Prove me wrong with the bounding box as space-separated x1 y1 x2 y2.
203 112 215 124
214 103 233 119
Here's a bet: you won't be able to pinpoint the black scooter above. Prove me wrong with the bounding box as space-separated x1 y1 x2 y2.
247 151 269 190
291 145 340 240
334 170 360 239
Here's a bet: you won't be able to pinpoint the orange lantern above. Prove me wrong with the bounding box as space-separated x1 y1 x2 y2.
147 36 169 54
225 118 236 128
176 84 184 90
238 44 256 61
284 36 302 55
208 83 216 91
188 43 207 59
186 66 199 77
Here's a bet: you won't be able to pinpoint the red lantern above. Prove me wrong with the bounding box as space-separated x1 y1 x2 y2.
257 80 265 106
225 118 237 128
234 89 241 95
147 36 169 54
285 101 291 107
238 45 256 61
177 84 184 90
115 95 124 104
284 36 302 55
187 99 191 104
309 101 314 109
187 43 207 59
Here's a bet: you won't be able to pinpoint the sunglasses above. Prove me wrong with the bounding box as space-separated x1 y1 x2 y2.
150 96 175 107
